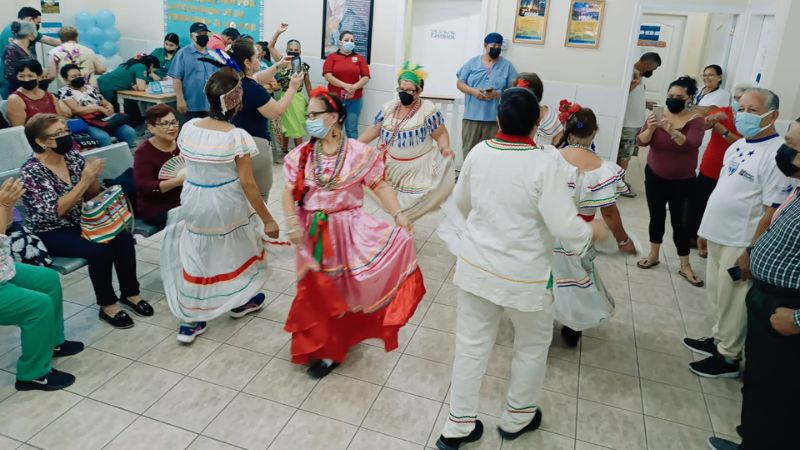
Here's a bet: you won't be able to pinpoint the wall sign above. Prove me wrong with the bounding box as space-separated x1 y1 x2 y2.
565 0 605 49
430 29 455 40
638 24 666 48
164 0 263 48
513 0 550 45
322 0 375 64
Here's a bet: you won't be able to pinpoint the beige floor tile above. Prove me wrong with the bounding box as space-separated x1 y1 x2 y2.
705 394 742 437
404 326 455 364
61 301 85 320
190 344 269 390
501 429 575 450
420 303 457 334
578 365 643 413
90 361 182 413
538 389 578 438
641 380 712 430
244 357 318 407
187 436 241 450
29 398 136 450
0 389 81 441
0 371 16 403
427 405 502 450
204 393 294 449
363 323 417 353
104 416 197 450
543 357 579 397
90 322 172 359
645 415 710 450
629 280 679 308
62 278 98 306
698 376 743 401
264 266 296 293
407 301 431 326
225 317 290 356
637 348 701 391
683 312 716 340
258 293 294 323
139 336 221 374
583 311 636 343
363 388 440 445
301 373 381 425
333 343 401 385
416 257 453 282
548 330 581 363
200 316 252 342
580 336 638 376
576 399 646 450
63 308 114 346
269 410 356 450
134 299 180 330
348 428 423 450
433 283 458 307
0 435 19 450
387 354 451 401
144 377 237 432
575 440 613 450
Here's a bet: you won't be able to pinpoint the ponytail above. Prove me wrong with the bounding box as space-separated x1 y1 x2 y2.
293 138 317 206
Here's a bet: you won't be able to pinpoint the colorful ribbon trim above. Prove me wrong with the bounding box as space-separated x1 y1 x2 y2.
308 210 333 264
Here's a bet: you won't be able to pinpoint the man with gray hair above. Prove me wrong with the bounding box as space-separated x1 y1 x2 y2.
684 88 797 378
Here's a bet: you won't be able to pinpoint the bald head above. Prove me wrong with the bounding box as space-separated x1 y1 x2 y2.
740 88 779 114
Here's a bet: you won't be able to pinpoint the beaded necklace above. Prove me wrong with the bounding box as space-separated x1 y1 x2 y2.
311 136 347 190
565 143 593 152
382 99 422 150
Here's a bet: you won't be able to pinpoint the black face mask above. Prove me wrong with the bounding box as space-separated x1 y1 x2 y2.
398 91 415 106
70 77 86 89
195 34 209 47
641 70 654 78
665 98 686 114
35 23 40 31
53 135 73 155
18 79 37 91
488 47 501 59
776 144 800 178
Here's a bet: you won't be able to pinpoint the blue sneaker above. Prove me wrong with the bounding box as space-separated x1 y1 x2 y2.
230 293 266 319
708 437 739 450
177 322 207 344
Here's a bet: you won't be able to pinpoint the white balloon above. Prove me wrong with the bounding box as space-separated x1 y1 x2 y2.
105 54 123 71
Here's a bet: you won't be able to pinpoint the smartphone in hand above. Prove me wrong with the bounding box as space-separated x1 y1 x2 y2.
288 51 302 74
653 105 664 122
727 265 742 282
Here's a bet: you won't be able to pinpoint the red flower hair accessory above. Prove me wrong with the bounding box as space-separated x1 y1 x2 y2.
516 79 530 88
310 86 339 112
558 99 582 124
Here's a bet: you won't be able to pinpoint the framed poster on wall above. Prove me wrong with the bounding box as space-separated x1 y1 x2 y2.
164 0 263 50
565 0 605 49
322 0 375 63
513 0 550 44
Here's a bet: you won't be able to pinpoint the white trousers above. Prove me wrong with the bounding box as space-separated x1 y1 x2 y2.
252 137 274 202
442 288 554 438
707 241 752 358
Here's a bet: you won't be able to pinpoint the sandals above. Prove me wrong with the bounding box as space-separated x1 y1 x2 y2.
637 258 660 269
678 268 705 287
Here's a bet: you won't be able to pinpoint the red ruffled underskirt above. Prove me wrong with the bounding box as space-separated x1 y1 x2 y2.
284 268 426 364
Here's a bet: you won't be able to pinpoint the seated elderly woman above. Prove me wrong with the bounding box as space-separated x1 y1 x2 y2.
133 104 182 229
2 20 38 93
0 177 84 392
57 63 137 149
6 59 67 127
434 88 598 449
19 113 152 329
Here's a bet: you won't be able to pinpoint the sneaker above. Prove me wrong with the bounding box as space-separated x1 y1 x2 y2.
436 420 484 450
708 437 740 450
177 322 207 344
230 293 266 319
307 360 340 379
53 340 85 358
689 354 740 378
620 182 637 198
683 337 718 357
15 369 75 391
498 410 543 440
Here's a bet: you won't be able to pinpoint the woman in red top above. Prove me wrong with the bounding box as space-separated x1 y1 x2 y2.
133 104 183 229
6 59 67 127
689 87 746 257
322 30 370 139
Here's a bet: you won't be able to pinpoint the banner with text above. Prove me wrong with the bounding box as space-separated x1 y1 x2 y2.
164 0 263 48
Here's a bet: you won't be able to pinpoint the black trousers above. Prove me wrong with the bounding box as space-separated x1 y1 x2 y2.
39 227 139 306
644 165 694 256
687 173 718 239
739 280 800 450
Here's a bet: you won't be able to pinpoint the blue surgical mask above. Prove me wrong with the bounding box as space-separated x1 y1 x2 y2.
342 41 355 52
305 118 330 138
735 110 774 138
730 100 739 114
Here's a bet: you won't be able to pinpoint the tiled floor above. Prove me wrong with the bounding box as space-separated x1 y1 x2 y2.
0 154 743 450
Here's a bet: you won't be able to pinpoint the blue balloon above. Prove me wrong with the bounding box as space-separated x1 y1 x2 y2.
85 27 105 45
95 10 116 29
75 12 95 30
104 27 120 42
99 41 118 58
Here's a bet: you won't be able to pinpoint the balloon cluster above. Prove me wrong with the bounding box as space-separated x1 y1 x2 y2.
75 10 122 69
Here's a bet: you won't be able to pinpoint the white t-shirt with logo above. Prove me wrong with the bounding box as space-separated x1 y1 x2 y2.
623 82 647 128
699 134 796 247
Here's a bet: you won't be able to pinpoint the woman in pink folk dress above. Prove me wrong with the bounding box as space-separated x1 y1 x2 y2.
282 87 426 378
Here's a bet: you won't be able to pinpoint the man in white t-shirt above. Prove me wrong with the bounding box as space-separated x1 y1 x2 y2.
618 52 661 198
44 26 106 88
685 88 796 378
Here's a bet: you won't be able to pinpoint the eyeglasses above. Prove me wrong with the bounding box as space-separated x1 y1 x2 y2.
307 111 330 120
155 120 179 129
396 88 418 95
46 129 70 139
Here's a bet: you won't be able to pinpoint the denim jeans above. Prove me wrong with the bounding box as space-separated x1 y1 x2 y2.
342 98 363 139
86 124 138 149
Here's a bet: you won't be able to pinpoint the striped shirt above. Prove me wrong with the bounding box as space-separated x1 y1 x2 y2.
535 106 563 146
752 187 800 289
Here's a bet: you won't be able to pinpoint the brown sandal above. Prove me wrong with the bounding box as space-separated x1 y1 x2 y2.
637 258 660 269
678 269 705 287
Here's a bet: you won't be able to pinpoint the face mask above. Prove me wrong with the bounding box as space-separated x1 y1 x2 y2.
342 41 355 52
165 48 176 54
70 77 85 89
53 135 73 155
488 47 501 59
398 91 415 106
305 118 331 138
730 100 739 114
641 70 654 78
195 34 209 47
775 144 799 177
665 98 686 114
18 79 37 91
35 23 40 31
735 110 774 138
